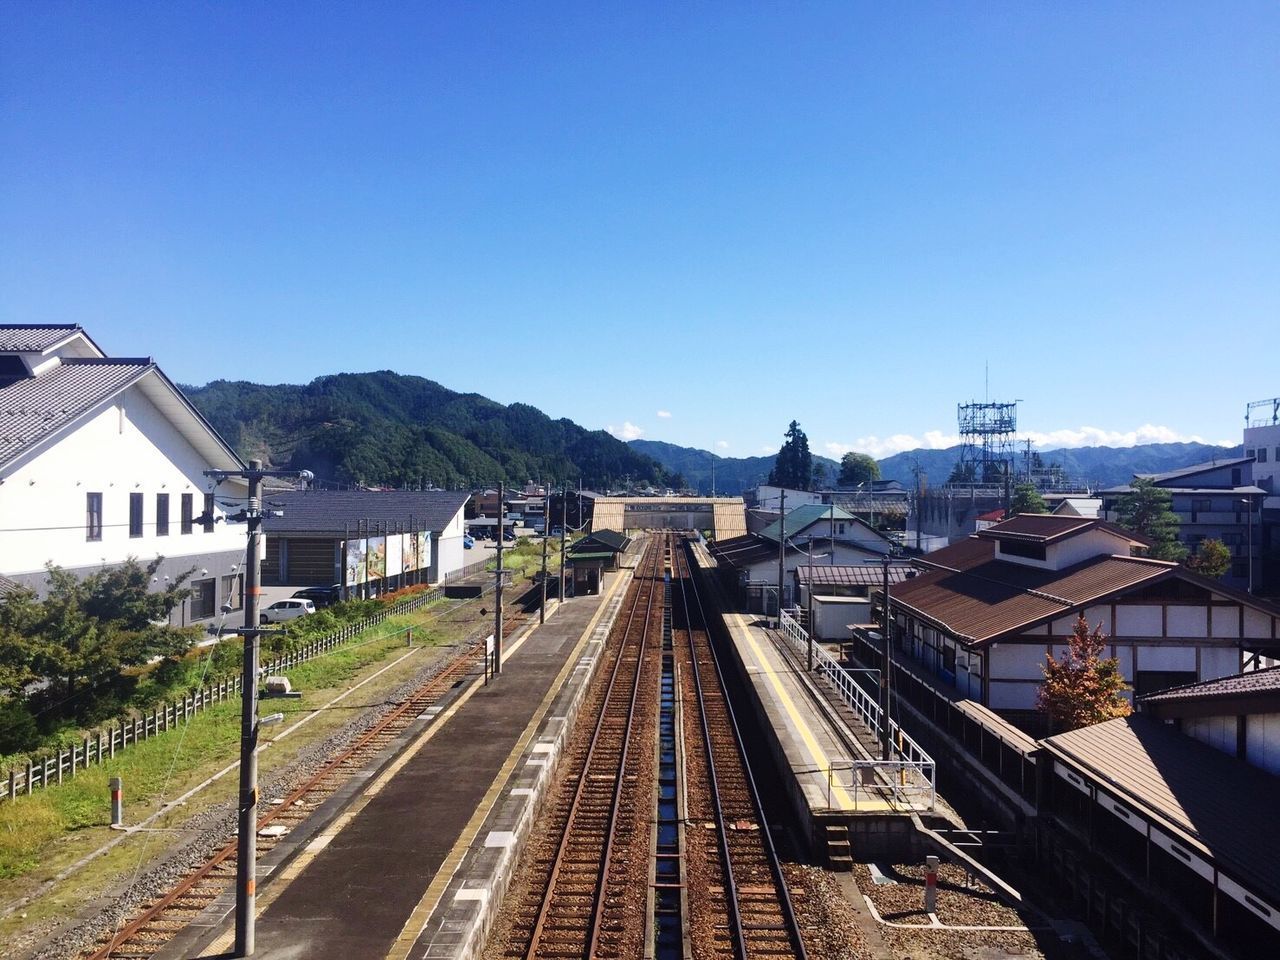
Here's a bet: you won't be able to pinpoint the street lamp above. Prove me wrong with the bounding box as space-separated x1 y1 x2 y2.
1238 497 1255 594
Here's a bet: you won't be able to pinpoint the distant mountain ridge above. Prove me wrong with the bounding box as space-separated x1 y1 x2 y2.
183 371 666 489
631 438 1243 493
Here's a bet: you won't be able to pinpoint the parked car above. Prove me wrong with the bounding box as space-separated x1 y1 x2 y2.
463 535 475 549
260 598 315 625
503 529 516 542
292 584 341 608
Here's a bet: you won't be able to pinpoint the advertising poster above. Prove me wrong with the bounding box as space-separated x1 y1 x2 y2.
386 533 403 578
417 531 431 571
344 539 367 587
402 533 417 573
366 536 387 581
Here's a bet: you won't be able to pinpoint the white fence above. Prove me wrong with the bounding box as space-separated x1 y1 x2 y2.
1 586 444 803
778 608 935 810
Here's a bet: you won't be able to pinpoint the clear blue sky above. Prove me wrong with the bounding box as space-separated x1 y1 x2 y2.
3 3 1276 460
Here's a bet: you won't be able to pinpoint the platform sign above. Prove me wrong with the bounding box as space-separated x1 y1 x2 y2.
344 539 367 587
386 534 402 578
366 536 387 581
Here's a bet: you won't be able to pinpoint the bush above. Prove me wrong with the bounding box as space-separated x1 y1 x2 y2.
0 699 40 754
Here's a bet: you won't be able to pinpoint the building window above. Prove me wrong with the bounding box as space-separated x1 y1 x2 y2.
190 578 216 619
203 493 215 533
1133 670 1196 697
129 492 144 538
1231 468 1241 485
1259 448 1269 463
156 493 169 537
221 574 243 611
181 494 194 534
86 492 103 541
1232 560 1249 579
1191 498 1212 513
999 539 1047 561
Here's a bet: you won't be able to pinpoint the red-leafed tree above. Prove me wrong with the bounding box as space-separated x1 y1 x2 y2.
1037 614 1132 732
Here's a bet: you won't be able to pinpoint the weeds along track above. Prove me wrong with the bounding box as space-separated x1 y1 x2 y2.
672 536 807 960
78 604 532 960
498 537 665 960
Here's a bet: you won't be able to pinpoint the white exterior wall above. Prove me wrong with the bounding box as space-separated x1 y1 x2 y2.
0 385 244 577
1246 712 1280 775
810 596 872 640
432 506 467 581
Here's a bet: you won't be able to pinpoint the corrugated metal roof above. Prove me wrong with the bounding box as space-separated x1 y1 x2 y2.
263 490 470 535
758 504 855 544
1042 715 1280 904
0 324 82 352
796 564 915 587
1138 457 1255 483
0 359 154 468
892 537 1174 644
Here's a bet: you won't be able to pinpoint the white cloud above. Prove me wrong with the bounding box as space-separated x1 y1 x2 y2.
608 421 645 441
760 445 775 454
656 410 672 419
823 424 1233 460
715 440 730 450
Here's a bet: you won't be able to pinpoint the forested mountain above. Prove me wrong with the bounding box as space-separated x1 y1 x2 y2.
183 372 666 489
634 439 1242 494
629 440 841 494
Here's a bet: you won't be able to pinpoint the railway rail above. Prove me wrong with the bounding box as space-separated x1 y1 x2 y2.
500 536 664 959
79 605 528 960
672 535 808 960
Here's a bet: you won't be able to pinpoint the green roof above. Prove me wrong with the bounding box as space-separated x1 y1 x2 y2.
568 551 615 561
759 504 855 544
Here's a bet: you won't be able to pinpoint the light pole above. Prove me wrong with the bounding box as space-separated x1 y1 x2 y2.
204 461 313 958
1238 496 1255 594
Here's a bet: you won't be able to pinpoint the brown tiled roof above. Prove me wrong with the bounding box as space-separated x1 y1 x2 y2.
1042 715 1280 903
1141 667 1280 705
892 537 1173 645
975 513 1146 546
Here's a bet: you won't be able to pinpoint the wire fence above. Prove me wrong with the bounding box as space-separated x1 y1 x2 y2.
0 587 443 803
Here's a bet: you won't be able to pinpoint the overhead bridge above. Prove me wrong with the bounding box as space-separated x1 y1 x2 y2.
590 497 747 540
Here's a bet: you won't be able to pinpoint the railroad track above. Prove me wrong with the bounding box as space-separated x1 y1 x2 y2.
500 536 664 960
672 535 808 960
80 605 528 960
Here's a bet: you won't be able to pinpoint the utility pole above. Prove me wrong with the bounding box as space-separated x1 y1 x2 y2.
204 459 312 958
776 489 786 627
560 484 568 602
539 498 549 624
879 554 893 761
806 532 814 671
494 481 504 675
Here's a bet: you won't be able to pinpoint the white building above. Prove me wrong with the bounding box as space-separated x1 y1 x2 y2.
886 514 1280 728
0 324 248 625
1244 396 1280 501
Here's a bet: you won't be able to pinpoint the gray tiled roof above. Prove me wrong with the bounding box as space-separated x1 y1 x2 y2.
0 359 153 468
263 490 471 536
0 324 83 352
1141 667 1280 704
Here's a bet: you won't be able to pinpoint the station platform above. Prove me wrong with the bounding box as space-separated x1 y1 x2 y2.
688 542 940 863
160 564 635 960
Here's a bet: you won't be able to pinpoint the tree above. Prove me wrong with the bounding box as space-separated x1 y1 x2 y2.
1185 538 1231 579
767 421 814 491
1037 614 1132 732
1114 478 1187 561
1009 482 1048 515
838 452 881 487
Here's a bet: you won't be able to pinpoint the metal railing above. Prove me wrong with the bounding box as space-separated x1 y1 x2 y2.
777 609 935 810
0 586 445 803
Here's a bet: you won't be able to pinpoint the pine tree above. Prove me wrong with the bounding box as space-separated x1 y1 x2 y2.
767 421 814 491
1115 477 1187 562
1009 482 1048 515
1037 614 1132 732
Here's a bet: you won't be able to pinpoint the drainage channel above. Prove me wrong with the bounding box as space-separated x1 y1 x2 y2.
649 552 689 960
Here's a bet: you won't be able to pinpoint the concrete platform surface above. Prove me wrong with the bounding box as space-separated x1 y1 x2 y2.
166 568 633 960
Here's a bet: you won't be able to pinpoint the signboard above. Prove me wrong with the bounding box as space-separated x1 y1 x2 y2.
386 534 403 578
417 531 431 571
344 539 367 587
402 532 417 573
366 536 387 581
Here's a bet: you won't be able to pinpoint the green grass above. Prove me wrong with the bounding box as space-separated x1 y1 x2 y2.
0 598 465 884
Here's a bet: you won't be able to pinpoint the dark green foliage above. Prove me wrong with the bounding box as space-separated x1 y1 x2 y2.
0 699 38 754
183 372 666 489
628 440 840 495
838 452 881 487
1115 478 1188 562
1185 538 1231 579
1010 482 1049 515
767 421 814 491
